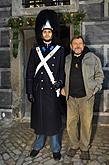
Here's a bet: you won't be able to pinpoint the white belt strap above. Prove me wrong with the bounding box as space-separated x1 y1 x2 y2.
35 45 60 76
35 46 61 97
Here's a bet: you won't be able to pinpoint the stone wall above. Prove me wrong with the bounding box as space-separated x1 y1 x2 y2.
0 0 12 119
0 0 109 124
80 0 109 125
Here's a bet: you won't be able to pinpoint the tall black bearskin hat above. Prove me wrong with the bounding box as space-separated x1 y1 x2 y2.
35 9 60 45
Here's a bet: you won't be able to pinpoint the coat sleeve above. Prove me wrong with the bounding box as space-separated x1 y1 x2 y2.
26 48 36 94
59 47 65 87
93 56 104 94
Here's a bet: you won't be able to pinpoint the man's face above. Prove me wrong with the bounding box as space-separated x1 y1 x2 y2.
70 38 85 55
42 29 53 42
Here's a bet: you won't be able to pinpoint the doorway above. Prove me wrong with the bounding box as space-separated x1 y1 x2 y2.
23 29 35 118
23 25 70 118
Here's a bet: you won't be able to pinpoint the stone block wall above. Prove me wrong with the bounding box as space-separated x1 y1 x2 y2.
80 0 104 19
80 0 109 125
0 0 12 120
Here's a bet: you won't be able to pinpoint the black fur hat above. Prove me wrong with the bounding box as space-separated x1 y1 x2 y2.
35 9 60 45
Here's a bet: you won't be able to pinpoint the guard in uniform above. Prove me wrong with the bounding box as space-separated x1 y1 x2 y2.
26 9 65 160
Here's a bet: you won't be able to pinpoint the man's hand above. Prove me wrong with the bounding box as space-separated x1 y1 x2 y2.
27 94 34 103
61 88 66 96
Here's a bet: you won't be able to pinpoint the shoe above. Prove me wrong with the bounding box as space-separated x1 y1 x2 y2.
67 148 78 157
30 149 40 158
80 150 90 160
53 152 61 160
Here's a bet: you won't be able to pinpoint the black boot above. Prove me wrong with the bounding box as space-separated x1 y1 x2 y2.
30 149 40 158
53 152 61 160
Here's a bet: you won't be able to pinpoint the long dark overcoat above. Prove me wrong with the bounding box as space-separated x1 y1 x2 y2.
26 43 65 136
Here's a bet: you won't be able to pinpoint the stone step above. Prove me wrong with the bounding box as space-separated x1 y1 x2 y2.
93 113 109 125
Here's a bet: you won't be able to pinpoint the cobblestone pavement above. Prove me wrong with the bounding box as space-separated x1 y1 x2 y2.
0 119 109 165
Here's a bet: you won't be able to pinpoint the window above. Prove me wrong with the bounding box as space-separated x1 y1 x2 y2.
22 0 70 8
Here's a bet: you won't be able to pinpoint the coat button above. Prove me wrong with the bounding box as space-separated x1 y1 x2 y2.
52 64 55 67
41 79 43 82
53 56 55 59
41 72 43 74
41 87 43 90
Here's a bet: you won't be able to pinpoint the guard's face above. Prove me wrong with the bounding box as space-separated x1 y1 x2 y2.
42 29 53 42
70 38 85 55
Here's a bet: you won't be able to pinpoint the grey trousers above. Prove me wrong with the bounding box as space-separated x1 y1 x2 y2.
67 96 94 151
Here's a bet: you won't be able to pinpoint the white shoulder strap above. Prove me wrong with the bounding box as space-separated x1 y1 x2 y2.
35 47 54 84
34 46 61 97
35 45 60 76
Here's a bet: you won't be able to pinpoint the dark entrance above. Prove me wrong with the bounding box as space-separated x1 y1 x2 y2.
23 25 70 118
60 25 70 56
